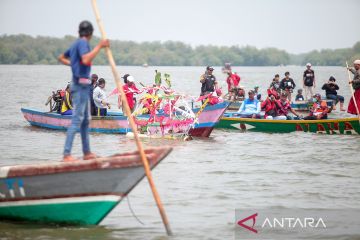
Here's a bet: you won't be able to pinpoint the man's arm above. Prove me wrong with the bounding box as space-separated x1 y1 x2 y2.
256 101 261 114
82 39 110 65
237 101 245 113
313 71 316 88
348 67 356 74
290 108 299 117
303 72 306 87
58 53 70 66
200 74 205 83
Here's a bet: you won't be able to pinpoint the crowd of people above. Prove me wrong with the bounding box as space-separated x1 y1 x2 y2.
58 72 142 117
199 60 360 120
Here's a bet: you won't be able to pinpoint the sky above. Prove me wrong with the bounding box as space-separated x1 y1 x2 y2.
0 0 359 54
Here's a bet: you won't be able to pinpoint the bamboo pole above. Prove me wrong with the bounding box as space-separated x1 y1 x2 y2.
346 61 360 124
91 0 172 235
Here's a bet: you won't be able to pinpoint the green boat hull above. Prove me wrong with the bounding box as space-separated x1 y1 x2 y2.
0 196 119 225
216 117 360 134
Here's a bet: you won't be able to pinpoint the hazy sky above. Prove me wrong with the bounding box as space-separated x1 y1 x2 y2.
1 0 359 54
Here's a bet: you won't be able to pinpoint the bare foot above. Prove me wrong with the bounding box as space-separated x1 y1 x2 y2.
83 152 99 160
63 155 77 162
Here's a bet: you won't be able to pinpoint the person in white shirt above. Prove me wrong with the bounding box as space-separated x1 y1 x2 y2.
93 78 110 116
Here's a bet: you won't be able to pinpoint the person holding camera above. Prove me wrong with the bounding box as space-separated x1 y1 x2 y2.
280 72 296 102
303 63 315 100
321 76 345 111
200 66 218 96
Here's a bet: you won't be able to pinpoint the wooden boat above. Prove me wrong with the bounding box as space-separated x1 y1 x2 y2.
0 147 172 225
217 114 360 134
227 100 333 112
21 102 230 138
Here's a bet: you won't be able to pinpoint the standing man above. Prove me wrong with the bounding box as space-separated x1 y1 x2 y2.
58 20 109 161
303 63 315 100
280 72 296 102
200 66 218 96
347 59 360 115
270 74 281 95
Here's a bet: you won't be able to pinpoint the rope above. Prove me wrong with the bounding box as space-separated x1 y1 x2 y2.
126 196 145 225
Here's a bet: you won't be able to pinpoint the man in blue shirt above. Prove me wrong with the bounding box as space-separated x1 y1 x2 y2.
58 20 109 162
237 90 261 118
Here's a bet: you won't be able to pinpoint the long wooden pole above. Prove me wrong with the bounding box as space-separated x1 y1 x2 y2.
346 61 360 124
91 0 172 235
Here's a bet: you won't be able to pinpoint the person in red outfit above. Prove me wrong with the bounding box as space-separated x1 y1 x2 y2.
261 89 285 119
118 75 141 114
347 59 360 115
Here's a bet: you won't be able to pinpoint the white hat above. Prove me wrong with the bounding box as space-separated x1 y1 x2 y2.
127 75 134 82
306 63 311 67
353 59 360 65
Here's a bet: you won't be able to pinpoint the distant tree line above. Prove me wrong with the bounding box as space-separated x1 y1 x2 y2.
0 34 359 66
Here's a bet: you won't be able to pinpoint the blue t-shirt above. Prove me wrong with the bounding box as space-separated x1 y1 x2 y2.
64 38 91 84
238 98 260 114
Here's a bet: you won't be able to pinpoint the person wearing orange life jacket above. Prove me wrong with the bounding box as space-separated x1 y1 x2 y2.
303 93 329 120
61 84 73 115
261 89 285 120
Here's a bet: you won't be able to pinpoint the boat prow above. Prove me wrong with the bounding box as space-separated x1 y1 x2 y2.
0 146 172 225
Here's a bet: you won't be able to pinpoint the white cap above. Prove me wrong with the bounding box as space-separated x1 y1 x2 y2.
127 75 134 82
353 59 360 65
306 63 311 67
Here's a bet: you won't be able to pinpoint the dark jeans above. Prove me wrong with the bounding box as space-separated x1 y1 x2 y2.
326 94 344 104
95 106 107 116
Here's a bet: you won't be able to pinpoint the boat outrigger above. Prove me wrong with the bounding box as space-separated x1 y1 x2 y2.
0 147 172 225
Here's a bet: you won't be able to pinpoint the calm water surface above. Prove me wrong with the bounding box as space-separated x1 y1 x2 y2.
0 65 359 240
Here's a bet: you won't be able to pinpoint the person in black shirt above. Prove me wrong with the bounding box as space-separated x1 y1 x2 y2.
303 63 315 100
321 76 345 111
200 66 218 96
280 71 296 102
270 74 281 94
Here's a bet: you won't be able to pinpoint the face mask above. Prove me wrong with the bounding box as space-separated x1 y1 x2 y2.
312 98 317 102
